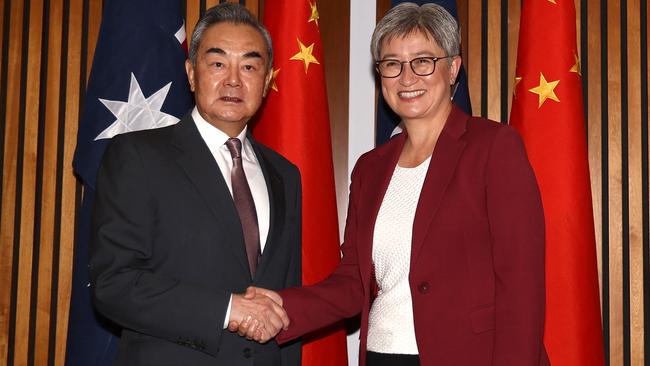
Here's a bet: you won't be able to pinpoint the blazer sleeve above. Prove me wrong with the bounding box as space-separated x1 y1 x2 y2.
276 159 367 343
485 126 547 365
89 136 229 356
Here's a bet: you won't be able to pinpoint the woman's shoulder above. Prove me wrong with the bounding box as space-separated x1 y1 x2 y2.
465 115 524 143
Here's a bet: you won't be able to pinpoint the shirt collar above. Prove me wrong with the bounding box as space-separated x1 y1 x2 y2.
191 107 256 162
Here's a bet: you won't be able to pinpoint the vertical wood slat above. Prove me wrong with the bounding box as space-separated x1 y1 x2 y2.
457 0 468 71
506 0 519 122
646 0 650 363
486 0 500 121
185 2 200 47
465 0 482 116
626 0 645 364
0 0 9 359
607 0 624 364
586 0 605 320
52 0 71 361
1 0 24 362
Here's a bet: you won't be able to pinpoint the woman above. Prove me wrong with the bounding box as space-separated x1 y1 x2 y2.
238 3 549 365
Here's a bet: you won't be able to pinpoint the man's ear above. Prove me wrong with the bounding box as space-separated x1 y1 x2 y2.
262 69 273 97
185 59 195 92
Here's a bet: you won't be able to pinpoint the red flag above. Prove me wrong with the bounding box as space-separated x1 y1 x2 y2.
254 1 348 365
509 1 605 365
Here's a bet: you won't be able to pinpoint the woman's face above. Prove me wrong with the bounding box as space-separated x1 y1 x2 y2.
378 31 461 123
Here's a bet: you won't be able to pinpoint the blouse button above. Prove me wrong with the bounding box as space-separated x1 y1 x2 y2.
418 281 430 294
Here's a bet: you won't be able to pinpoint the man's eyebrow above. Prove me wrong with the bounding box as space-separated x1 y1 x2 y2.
243 51 263 59
205 47 226 55
204 48 262 60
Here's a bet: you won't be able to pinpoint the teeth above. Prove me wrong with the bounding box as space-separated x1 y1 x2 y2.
398 90 425 98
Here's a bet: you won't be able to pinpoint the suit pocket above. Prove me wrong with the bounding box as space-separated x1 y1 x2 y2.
469 305 495 334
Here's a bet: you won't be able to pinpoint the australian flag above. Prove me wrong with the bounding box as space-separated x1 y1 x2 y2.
376 0 472 145
67 0 192 365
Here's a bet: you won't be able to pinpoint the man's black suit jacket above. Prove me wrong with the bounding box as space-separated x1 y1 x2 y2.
90 114 302 366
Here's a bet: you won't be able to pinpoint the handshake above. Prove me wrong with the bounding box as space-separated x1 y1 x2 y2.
227 286 288 343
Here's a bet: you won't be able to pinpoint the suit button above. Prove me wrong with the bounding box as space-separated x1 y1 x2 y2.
418 281 430 294
243 347 252 358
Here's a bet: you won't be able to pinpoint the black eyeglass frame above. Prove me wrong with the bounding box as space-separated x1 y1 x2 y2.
374 55 457 78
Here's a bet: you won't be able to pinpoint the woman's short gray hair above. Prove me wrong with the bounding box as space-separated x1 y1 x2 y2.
371 2 460 61
188 3 273 69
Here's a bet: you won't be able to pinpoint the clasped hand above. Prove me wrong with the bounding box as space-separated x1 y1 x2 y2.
228 287 286 343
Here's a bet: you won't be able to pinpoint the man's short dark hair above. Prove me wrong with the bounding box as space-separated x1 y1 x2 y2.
188 3 273 69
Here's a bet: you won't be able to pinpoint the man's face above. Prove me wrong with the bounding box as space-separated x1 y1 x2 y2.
186 22 271 134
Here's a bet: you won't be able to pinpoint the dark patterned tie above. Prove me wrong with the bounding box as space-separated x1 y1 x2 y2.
225 138 260 277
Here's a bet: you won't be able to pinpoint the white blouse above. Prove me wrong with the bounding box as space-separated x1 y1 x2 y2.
367 157 431 355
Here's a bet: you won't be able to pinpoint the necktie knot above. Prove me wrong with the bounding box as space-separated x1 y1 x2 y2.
225 138 242 160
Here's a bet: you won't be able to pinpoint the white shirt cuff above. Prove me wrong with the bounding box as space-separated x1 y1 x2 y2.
223 294 233 329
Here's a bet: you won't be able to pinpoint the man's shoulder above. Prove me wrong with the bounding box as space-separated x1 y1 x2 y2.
107 123 179 158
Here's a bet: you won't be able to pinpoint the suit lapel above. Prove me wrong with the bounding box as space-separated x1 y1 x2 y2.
410 106 468 268
250 140 285 282
358 134 405 292
171 115 251 277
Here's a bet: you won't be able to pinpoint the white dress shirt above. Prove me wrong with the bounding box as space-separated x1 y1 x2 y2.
192 107 270 328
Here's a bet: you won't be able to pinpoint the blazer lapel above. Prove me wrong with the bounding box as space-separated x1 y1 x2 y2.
171 115 251 277
357 134 405 293
250 140 285 282
410 106 468 268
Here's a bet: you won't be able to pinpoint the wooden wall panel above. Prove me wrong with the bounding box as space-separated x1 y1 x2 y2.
34 1 62 363
2 0 650 364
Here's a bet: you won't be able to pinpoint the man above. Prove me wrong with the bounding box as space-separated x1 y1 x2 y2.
90 4 302 365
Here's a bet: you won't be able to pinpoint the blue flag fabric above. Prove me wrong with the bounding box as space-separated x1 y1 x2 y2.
376 0 472 145
67 1 192 364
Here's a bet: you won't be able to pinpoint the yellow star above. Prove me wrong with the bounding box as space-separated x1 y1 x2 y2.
290 38 320 73
308 1 320 27
547 0 557 4
529 73 560 108
513 76 522 97
270 68 280 92
570 53 581 75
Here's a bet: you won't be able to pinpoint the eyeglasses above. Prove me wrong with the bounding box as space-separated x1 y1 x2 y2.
375 55 456 78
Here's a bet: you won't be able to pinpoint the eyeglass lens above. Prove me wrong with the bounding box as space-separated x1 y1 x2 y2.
378 57 437 78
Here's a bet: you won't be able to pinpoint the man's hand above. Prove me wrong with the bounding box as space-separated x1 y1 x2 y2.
227 288 288 343
243 286 283 306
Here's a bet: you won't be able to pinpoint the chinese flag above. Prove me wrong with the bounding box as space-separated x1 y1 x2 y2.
254 1 348 365
509 1 605 365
